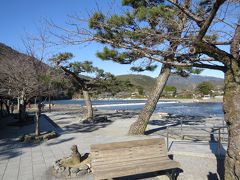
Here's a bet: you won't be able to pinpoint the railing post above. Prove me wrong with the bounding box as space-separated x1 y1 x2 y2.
218 128 221 157
180 119 183 138
167 127 169 151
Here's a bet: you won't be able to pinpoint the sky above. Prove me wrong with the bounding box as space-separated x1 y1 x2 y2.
0 0 225 78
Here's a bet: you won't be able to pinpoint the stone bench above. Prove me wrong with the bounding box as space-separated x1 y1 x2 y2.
91 138 180 180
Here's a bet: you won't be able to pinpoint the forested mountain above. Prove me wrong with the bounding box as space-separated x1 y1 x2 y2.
117 74 224 93
117 74 156 92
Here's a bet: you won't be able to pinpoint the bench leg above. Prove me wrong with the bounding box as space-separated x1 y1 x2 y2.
166 169 177 180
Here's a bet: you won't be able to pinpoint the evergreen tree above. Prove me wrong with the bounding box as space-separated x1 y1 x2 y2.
50 52 118 121
196 81 214 96
89 0 200 134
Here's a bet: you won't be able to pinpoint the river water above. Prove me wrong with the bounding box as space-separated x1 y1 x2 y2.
52 99 223 118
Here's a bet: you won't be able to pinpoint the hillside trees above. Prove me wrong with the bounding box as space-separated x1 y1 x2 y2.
196 81 214 96
94 76 135 97
163 85 177 97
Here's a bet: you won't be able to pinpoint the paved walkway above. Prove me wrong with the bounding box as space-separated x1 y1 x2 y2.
0 110 227 180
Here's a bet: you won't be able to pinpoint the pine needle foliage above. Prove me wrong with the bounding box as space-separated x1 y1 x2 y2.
89 0 201 75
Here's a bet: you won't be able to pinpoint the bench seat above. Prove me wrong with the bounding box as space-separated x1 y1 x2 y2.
91 138 180 180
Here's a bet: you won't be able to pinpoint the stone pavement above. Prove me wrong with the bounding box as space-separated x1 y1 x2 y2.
0 110 227 180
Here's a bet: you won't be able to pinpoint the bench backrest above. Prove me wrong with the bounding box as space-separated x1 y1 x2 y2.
91 138 168 168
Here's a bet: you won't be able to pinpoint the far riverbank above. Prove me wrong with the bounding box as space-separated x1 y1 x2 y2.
55 97 223 104
159 97 223 103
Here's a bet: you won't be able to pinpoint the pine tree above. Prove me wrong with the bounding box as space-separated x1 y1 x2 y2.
50 52 117 121
89 0 200 134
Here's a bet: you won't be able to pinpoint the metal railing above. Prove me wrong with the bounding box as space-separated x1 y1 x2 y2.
166 125 228 157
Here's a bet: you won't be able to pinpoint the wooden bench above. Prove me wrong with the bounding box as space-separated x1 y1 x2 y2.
91 138 180 180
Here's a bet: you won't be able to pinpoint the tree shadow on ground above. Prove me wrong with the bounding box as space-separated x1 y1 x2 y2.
0 115 62 160
95 111 139 119
62 122 112 134
0 138 22 160
0 137 43 160
45 111 139 135
207 128 226 180
145 115 206 135
46 137 75 146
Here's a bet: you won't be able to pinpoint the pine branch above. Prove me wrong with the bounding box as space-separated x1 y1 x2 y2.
167 0 204 26
192 62 226 71
196 0 226 41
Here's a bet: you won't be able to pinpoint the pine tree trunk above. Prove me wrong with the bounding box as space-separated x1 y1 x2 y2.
35 103 42 136
128 65 171 135
82 90 93 121
224 60 240 179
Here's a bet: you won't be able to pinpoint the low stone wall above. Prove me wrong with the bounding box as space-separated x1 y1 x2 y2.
19 131 58 142
52 158 91 178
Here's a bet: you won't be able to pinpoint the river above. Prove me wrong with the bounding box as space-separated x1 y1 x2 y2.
52 99 223 118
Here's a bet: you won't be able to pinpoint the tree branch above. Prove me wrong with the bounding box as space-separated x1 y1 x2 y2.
192 41 232 63
192 62 226 72
167 0 204 26
59 66 88 89
196 0 226 41
210 41 232 45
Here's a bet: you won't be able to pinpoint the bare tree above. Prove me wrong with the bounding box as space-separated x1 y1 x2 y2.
0 43 41 121
0 42 57 136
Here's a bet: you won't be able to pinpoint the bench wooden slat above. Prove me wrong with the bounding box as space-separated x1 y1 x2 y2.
91 138 165 151
93 144 166 155
92 155 169 165
92 154 168 165
92 158 174 170
94 160 180 179
92 148 167 162
94 160 179 172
